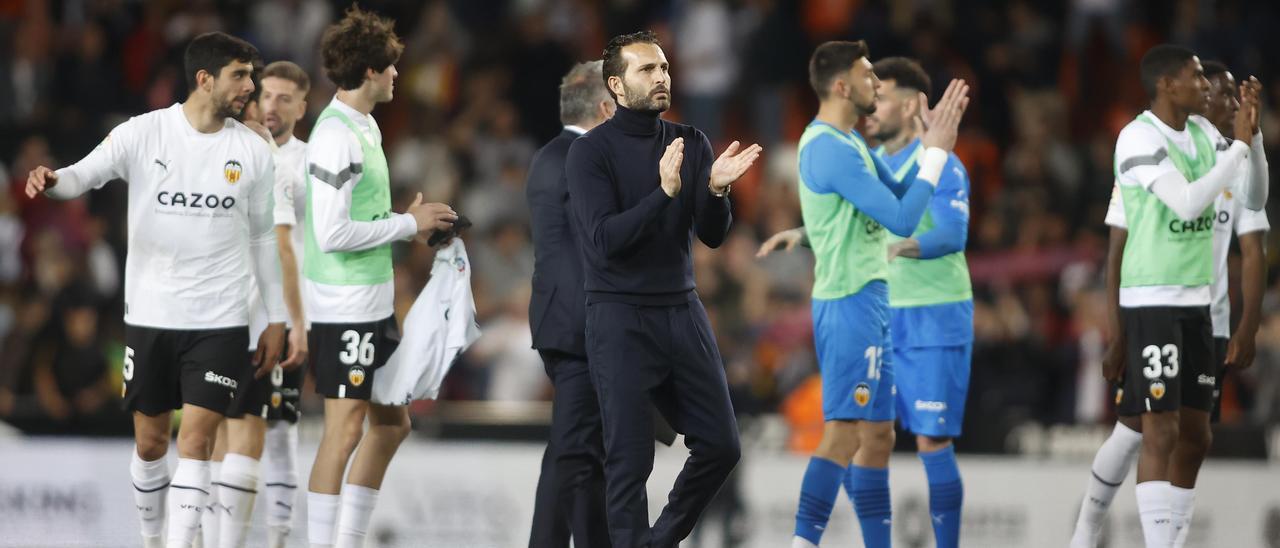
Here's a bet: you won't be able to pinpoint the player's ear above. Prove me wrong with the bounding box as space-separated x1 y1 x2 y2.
196 69 214 92
607 75 625 100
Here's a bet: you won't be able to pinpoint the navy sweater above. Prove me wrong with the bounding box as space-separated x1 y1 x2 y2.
566 105 732 305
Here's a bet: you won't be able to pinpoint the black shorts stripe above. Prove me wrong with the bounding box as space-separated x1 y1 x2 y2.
264 482 298 488
275 501 293 510
133 481 171 493
212 481 258 494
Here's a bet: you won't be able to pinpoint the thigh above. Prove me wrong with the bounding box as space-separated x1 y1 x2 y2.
1211 337 1228 423
813 292 893 422
895 345 962 437
585 303 663 456
123 325 181 415
311 317 400 400
228 351 273 420
1178 310 1216 413
1119 307 1183 416
544 353 603 452
178 327 250 415
665 300 738 445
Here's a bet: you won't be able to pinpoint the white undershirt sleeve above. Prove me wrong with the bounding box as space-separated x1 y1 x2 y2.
1240 131 1268 211
307 122 417 253
1146 140 1250 221
249 151 287 323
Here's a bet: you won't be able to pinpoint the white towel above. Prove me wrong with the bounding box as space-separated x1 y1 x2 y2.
371 239 481 405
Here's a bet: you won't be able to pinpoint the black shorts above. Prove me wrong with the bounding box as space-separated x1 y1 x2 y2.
310 316 400 400
1117 306 1215 416
227 330 305 422
1210 337 1228 423
123 325 250 416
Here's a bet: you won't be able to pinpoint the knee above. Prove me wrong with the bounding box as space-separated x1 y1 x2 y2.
862 425 896 455
382 417 412 445
917 436 952 454
1143 415 1180 453
692 431 741 474
1179 425 1213 457
136 431 169 461
176 428 214 459
327 417 365 455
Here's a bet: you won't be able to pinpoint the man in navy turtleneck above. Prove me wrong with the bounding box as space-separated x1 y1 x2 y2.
566 30 762 547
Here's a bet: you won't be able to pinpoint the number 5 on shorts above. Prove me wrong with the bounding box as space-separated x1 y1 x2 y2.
339 330 375 366
1141 344 1179 379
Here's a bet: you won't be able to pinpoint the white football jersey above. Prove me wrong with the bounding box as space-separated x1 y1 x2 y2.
54 103 284 329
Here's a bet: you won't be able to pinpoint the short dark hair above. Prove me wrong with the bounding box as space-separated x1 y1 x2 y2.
809 40 870 99
1202 60 1230 81
262 60 311 94
873 56 931 97
183 32 261 92
1140 44 1196 99
321 5 405 91
601 30 661 100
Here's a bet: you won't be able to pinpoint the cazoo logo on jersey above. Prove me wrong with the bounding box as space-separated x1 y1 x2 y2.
156 191 236 210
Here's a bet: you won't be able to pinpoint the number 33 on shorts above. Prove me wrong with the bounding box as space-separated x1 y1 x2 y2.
1141 343 1178 400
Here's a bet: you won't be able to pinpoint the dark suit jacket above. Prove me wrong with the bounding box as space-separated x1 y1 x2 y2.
527 128 587 358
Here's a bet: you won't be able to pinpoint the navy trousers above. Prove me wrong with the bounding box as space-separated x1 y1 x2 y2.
586 299 741 548
529 351 610 548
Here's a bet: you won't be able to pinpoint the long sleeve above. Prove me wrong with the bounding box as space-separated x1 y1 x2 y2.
914 158 970 258
249 154 287 323
307 121 416 253
1145 141 1249 221
1241 131 1268 211
51 119 136 199
803 135 935 236
1115 121 1251 221
567 137 672 260
692 131 731 248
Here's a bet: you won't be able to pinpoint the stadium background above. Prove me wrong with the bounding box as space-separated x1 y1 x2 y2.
1 0 1280 546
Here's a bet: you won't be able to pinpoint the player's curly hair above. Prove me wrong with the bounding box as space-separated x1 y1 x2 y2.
320 5 404 91
601 30 661 100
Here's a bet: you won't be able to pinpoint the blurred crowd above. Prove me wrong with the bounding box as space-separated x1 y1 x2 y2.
3 0 1280 451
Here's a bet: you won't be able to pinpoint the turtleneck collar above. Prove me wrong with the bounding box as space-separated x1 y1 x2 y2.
612 104 662 136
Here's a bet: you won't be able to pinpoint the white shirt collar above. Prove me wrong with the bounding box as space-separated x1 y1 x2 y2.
564 125 588 135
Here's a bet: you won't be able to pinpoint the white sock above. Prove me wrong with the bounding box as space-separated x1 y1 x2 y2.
264 422 299 535
268 526 290 548
1136 481 1174 548
167 458 212 548
335 484 379 548
216 453 259 548
1071 422 1142 547
201 461 221 548
307 491 341 548
1170 486 1196 548
131 449 170 543
791 536 819 548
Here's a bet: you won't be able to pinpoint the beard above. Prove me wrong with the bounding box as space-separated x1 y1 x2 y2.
623 82 670 113
854 95 877 117
214 93 245 119
871 123 900 143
